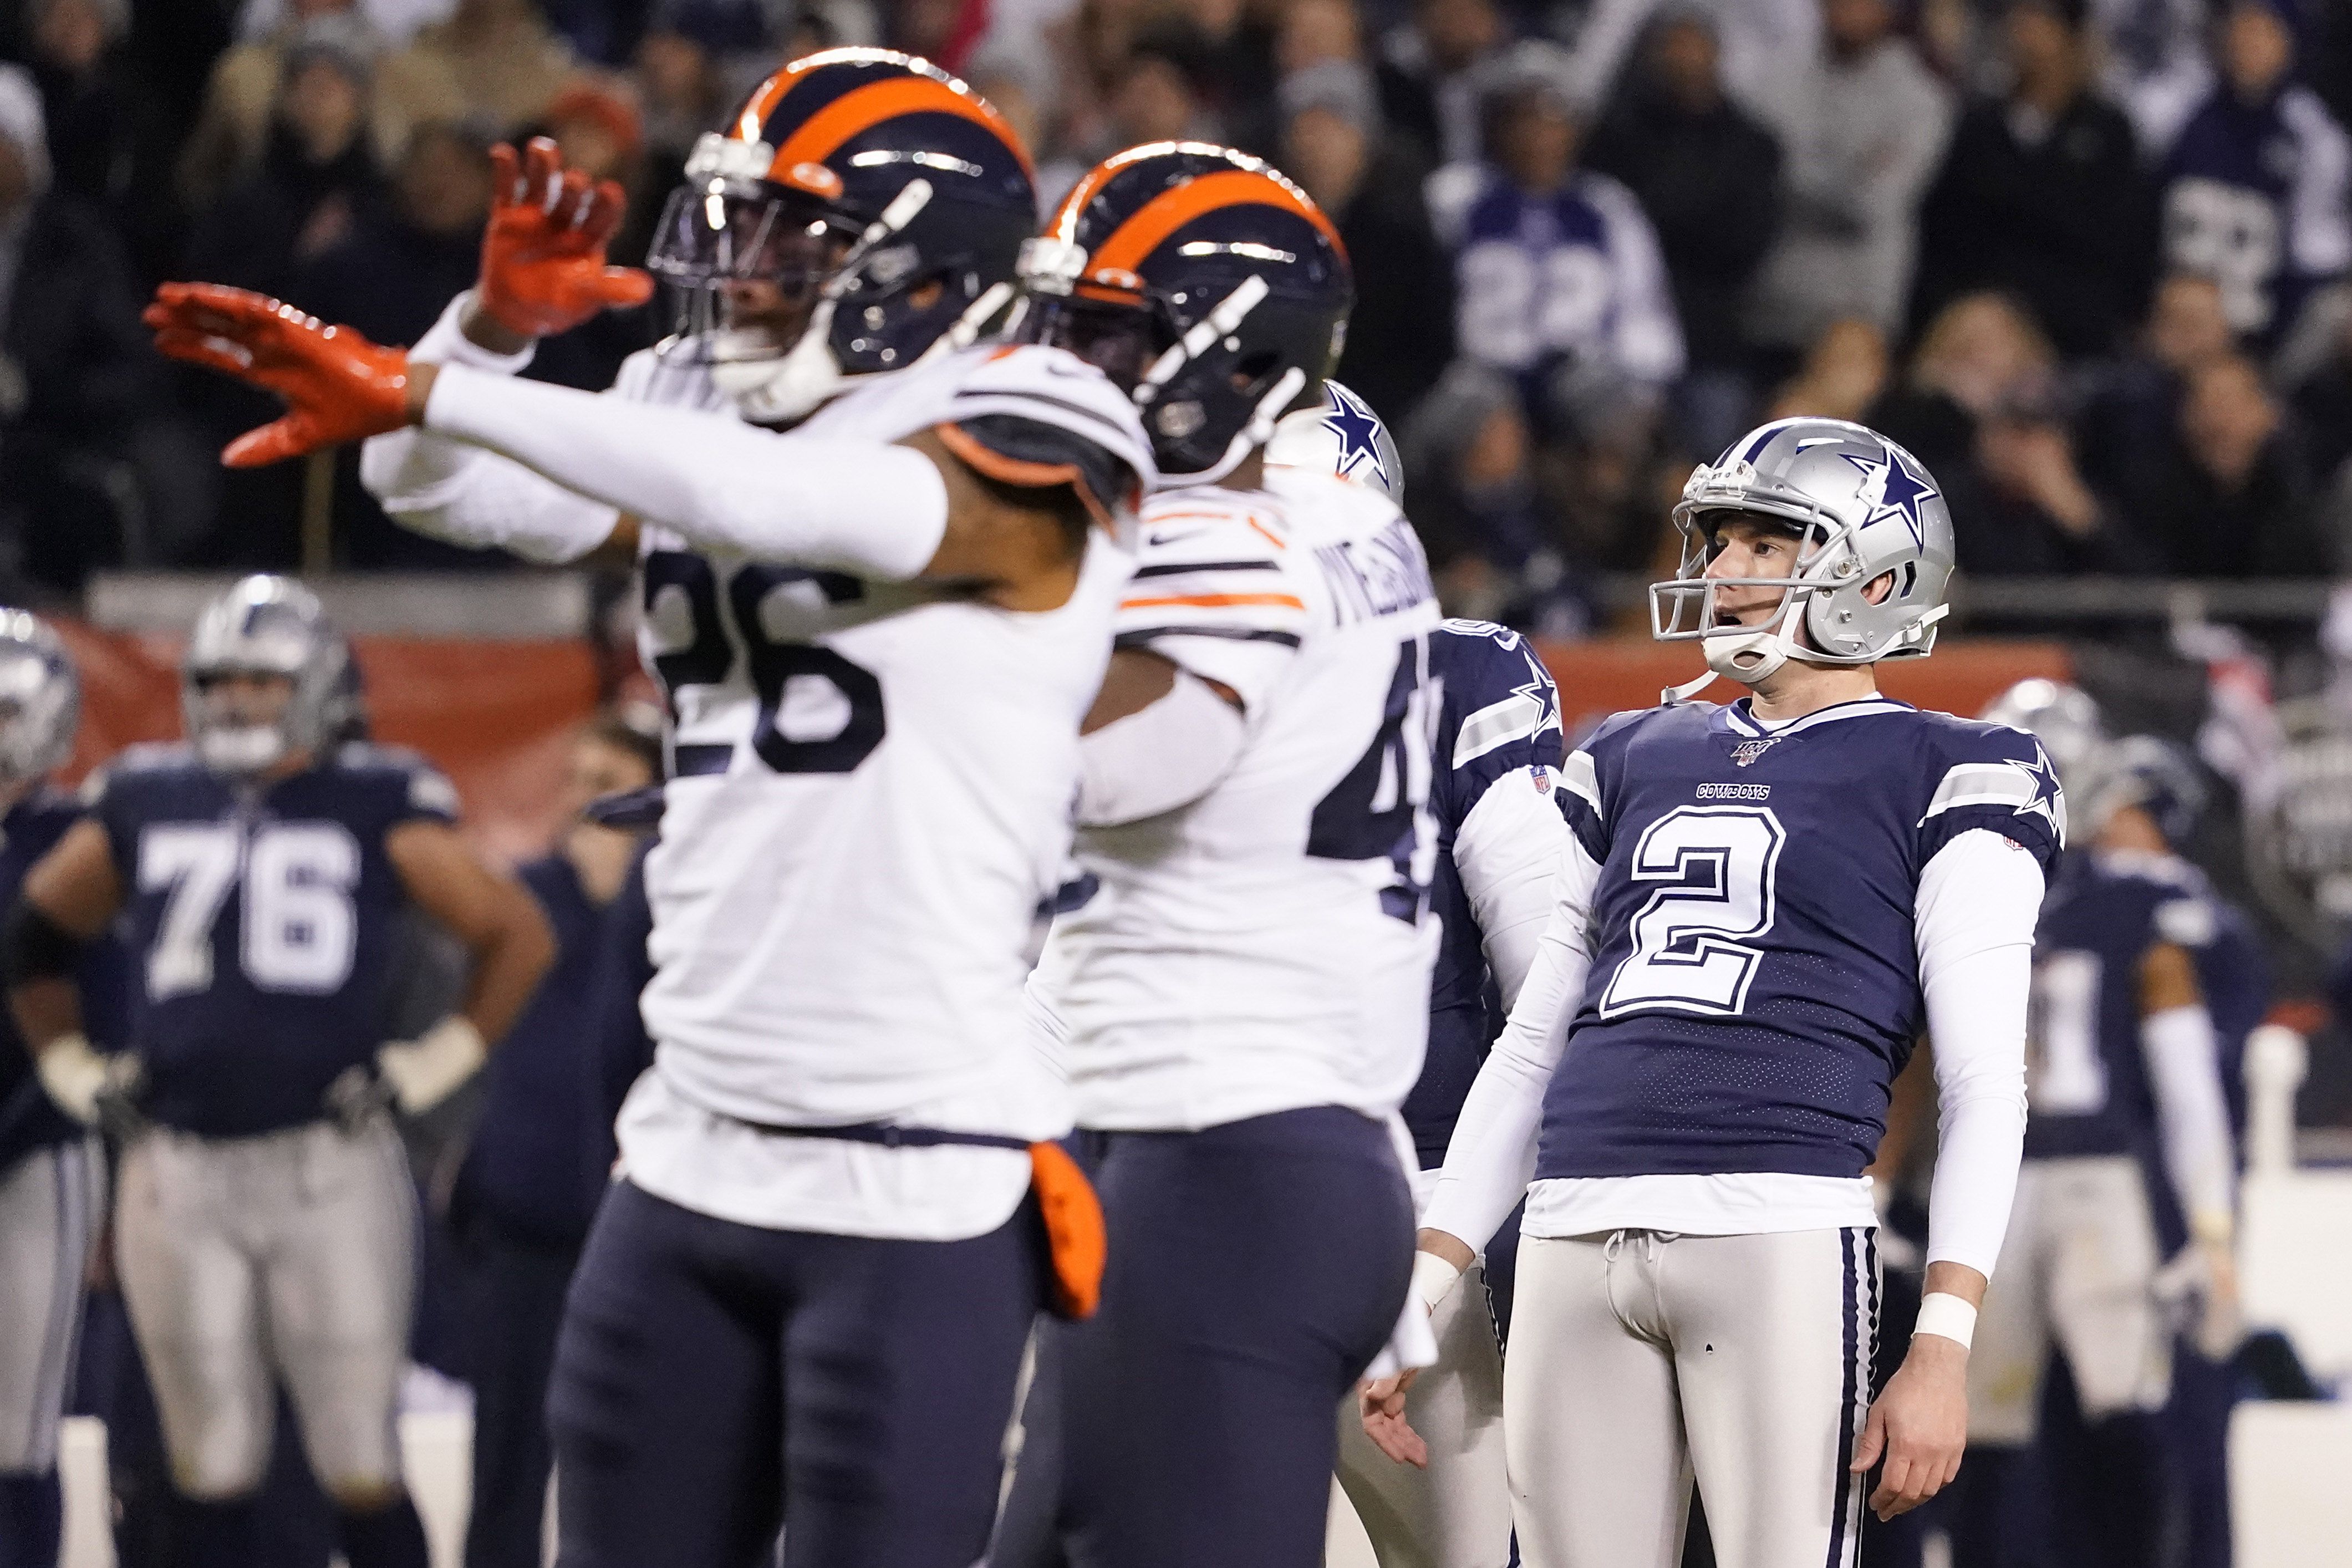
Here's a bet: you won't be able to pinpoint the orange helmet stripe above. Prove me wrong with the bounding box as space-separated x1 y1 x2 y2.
1085 169 1345 280
761 77 1033 186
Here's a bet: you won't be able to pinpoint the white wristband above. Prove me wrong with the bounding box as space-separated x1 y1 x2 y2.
1411 1249 1465 1315
1913 1291 1978 1350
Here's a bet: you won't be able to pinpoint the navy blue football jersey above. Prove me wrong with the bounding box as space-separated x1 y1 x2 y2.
1402 620 1567 1167
0 791 128 1167
2024 850 2240 1164
91 742 459 1137
1541 698 2064 1181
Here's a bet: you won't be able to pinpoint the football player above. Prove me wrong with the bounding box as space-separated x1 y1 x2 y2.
1391 418 2061 1566
1005 145 1442 1568
145 49 1153 1568
1269 385 1569 1568
0 613 109 1568
3 577 553 1568
1944 682 2239 1568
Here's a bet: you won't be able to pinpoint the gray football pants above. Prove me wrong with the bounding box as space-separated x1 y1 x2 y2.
115 1116 416 1501
1505 1228 1878 1568
1333 1258 1511 1568
0 1137 104 1473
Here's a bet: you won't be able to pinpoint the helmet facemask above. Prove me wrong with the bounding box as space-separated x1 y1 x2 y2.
181 582 355 779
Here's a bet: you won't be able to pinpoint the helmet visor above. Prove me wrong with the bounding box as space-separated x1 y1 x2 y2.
648 180 856 293
1018 296 1175 392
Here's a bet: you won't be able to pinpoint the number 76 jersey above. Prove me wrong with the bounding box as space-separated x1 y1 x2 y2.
1542 698 2065 1183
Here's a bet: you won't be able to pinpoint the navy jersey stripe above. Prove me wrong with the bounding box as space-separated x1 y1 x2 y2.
1113 626 1304 649
1129 559 1281 579
1828 1227 1862 1568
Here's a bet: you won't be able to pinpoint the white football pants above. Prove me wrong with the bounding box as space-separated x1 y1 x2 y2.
1333 1258 1512 1568
0 1137 104 1472
1505 1227 1878 1568
1967 1155 2170 1445
115 1116 416 1501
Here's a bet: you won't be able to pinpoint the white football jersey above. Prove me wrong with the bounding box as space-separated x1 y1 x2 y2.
611 341 1153 1240
1029 467 1444 1131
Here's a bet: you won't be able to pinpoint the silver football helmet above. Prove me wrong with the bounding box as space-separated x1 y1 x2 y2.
1981 678 2121 832
182 576 357 776
1653 418 1955 686
0 612 80 786
1264 380 1404 504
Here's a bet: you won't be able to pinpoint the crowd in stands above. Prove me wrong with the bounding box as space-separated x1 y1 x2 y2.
1 0 2349 629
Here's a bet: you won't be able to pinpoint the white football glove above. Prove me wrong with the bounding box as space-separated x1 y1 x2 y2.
375 1016 488 1115
36 1034 134 1126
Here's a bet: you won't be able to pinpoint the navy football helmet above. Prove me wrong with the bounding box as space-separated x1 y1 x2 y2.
647 48 1037 424
1015 142 1352 484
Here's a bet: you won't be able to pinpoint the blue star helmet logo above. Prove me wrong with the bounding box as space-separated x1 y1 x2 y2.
1839 443 1939 551
1320 383 1391 491
2012 745 2068 844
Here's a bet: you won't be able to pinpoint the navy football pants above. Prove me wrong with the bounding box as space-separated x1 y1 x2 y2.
996 1106 1415 1568
547 1179 1041 1568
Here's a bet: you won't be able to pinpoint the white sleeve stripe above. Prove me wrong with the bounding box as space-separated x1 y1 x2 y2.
1919 762 2034 823
1454 691 1551 767
1562 749 1602 813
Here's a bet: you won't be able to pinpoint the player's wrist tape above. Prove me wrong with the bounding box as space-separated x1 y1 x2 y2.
35 1034 105 1125
1913 1292 1977 1350
1411 1248 1464 1315
376 1015 488 1115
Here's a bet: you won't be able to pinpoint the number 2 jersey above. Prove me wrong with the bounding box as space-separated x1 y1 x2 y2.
87 742 459 1138
1029 467 1443 1132
1531 698 2063 1225
609 340 1153 1239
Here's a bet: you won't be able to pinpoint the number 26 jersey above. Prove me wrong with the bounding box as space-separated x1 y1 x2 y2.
1544 698 2064 1184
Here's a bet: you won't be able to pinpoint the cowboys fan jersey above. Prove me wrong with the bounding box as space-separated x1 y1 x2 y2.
611 340 1154 1241
1404 620 1567 1169
88 742 459 1138
1030 467 1443 1132
1539 699 2064 1197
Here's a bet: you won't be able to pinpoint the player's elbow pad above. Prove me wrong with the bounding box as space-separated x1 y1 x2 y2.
2 901 85 986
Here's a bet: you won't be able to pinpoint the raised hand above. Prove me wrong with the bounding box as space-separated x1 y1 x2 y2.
475 137 655 342
145 283 413 467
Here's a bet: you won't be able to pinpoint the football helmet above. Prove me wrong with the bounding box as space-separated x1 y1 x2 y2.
2110 734 2210 849
647 48 1037 424
0 612 79 785
1981 678 2122 831
1264 380 1401 503
1016 141 1351 485
1653 418 1954 685
183 576 358 776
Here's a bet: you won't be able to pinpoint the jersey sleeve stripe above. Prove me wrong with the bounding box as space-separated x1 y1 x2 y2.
950 388 1136 445
1114 626 1303 649
1454 691 1551 768
1129 559 1281 579
932 422 1113 528
1918 762 2036 823
1118 592 1306 611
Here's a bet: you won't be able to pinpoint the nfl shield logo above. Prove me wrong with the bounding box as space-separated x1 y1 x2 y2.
1730 737 1779 767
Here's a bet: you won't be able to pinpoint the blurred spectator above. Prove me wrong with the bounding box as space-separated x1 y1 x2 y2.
2092 0 2213 155
2076 268 2238 525
24 0 134 206
1584 8 1783 456
184 20 386 301
454 711 660 1568
2141 353 2323 576
2282 281 2352 481
1764 317 1888 422
179 0 463 213
386 0 580 137
2159 0 2352 345
634 0 767 175
1279 60 1453 425
1746 0 1953 358
1871 291 2137 576
1403 361 1591 637
0 64 179 592
1427 43 1684 412
1377 0 1510 168
533 80 655 264
1911 0 2158 358
1105 24 1220 149
1559 0 1821 125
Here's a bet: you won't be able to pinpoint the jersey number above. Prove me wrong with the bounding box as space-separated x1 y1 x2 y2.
643 551 887 774
139 822 360 1000
1601 806 1786 1017
1307 638 1439 922
2025 949 2107 1115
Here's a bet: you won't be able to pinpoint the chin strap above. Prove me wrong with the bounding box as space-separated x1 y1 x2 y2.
1661 668 1721 705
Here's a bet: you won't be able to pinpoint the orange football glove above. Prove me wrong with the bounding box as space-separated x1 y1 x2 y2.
476 137 656 338
145 283 413 467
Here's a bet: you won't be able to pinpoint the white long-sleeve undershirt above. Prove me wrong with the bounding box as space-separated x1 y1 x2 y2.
1454 768 1574 1011
2142 1002 2237 1236
1423 826 2043 1281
